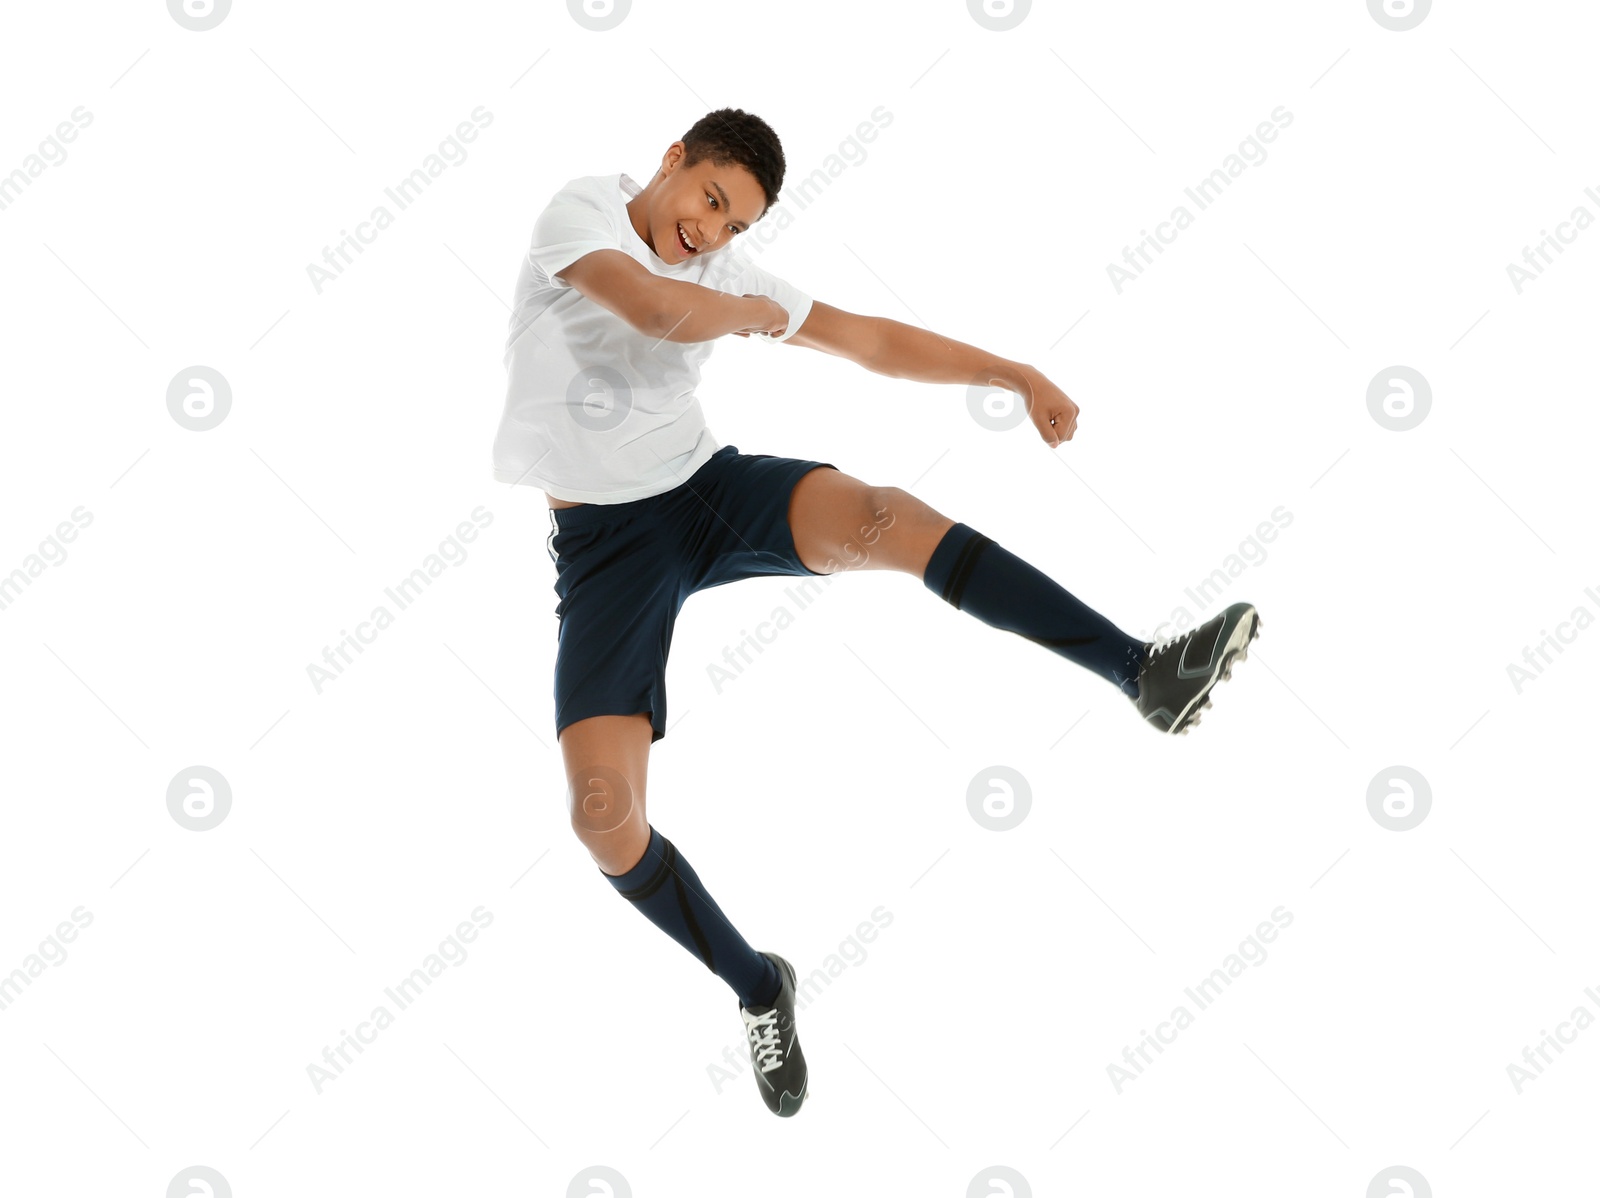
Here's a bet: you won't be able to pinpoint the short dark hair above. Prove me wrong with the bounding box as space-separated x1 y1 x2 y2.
679 108 786 219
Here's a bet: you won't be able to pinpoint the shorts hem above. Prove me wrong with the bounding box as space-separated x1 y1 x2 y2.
555 702 666 744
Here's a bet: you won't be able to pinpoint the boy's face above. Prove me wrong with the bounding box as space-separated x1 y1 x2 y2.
632 142 766 264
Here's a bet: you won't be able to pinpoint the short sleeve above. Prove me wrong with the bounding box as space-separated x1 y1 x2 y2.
707 247 815 343
526 180 621 288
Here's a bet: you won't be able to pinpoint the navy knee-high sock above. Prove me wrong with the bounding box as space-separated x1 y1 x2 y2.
922 522 1147 697
601 825 781 1009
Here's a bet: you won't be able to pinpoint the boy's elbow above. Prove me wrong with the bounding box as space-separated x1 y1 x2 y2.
632 303 669 340
639 305 703 343
633 290 685 341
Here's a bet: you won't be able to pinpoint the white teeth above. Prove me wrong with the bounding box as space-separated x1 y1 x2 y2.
678 223 696 251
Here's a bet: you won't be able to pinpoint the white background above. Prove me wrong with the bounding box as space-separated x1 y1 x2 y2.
3 1 1596 1194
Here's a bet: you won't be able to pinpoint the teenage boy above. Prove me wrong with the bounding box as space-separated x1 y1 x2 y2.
492 108 1261 1118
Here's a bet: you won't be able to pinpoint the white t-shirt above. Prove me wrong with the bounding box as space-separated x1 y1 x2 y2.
492 172 815 502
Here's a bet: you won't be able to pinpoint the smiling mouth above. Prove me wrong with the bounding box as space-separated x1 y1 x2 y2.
676 222 697 255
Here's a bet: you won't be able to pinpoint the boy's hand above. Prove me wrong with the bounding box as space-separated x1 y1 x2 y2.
1015 368 1080 447
731 294 789 339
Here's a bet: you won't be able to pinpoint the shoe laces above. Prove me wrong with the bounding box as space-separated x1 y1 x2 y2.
744 1009 784 1073
1147 628 1187 659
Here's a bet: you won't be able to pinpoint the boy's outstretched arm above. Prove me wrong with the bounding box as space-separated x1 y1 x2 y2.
785 301 1079 447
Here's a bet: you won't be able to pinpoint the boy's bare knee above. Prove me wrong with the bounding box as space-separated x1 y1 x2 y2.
871 485 943 526
557 712 654 872
856 485 951 574
568 761 650 874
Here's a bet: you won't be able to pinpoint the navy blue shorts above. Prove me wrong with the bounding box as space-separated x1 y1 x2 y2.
546 444 839 744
